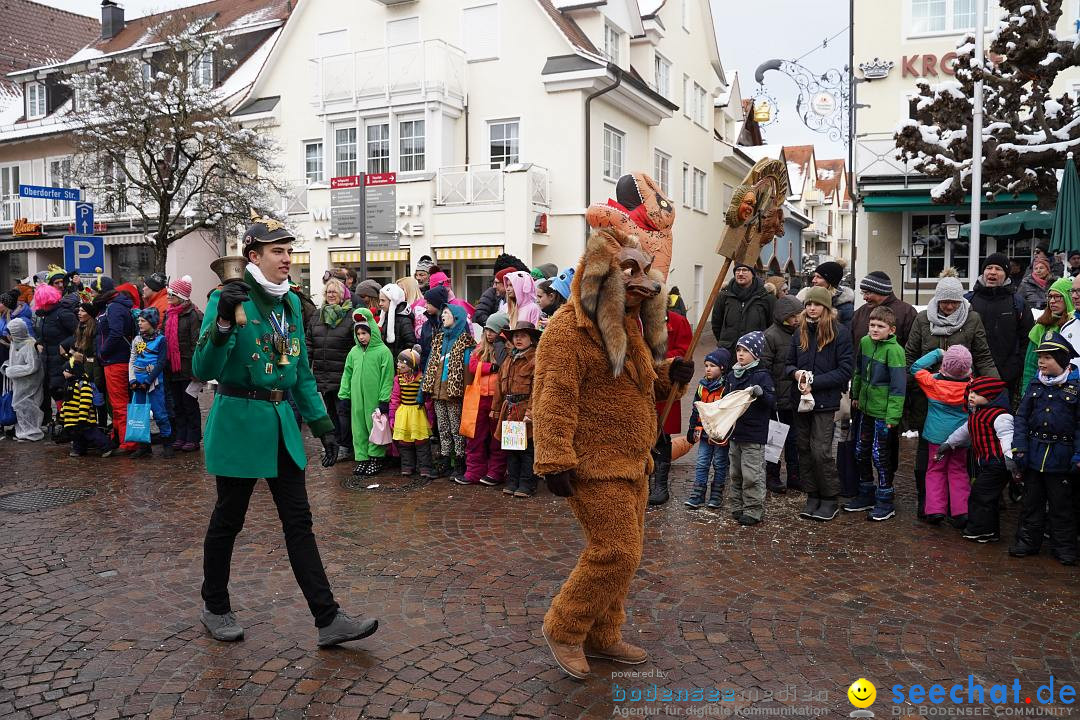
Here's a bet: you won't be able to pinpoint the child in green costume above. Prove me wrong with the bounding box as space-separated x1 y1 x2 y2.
339 307 394 476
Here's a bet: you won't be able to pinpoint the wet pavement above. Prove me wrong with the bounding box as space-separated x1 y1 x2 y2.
1 405 1078 719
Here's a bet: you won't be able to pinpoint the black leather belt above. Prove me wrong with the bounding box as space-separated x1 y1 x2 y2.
1030 431 1067 442
218 384 286 402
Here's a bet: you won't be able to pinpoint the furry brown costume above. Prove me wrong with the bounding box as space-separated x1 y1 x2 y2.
534 227 688 676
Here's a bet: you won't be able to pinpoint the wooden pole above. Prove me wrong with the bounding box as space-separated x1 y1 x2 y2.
657 230 752 438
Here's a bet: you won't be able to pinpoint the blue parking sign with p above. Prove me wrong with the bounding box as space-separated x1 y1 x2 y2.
64 235 104 274
75 202 94 235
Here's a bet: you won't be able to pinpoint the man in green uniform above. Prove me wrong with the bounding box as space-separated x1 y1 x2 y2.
193 214 378 647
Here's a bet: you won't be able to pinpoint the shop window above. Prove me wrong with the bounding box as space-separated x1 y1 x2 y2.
3 250 28 291
289 264 311 296
909 213 994 280
465 261 496 303
114 245 154 285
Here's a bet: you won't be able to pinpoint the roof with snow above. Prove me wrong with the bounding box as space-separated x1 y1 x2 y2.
88 0 291 56
0 0 99 120
0 0 290 144
783 145 814 198
815 158 846 200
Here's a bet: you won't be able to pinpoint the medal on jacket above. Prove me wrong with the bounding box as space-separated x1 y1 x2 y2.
269 309 291 366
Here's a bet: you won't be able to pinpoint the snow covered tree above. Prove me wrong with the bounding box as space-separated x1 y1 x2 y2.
70 13 283 272
895 0 1080 209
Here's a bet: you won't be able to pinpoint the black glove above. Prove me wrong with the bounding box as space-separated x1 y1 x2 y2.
378 401 390 416
546 470 574 497
750 385 764 397
669 358 695 385
216 281 251 324
320 433 338 468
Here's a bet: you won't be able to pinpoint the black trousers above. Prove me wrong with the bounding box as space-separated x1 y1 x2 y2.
1015 469 1078 560
966 462 1010 536
168 379 202 444
201 442 339 627
912 438 929 517
506 442 536 492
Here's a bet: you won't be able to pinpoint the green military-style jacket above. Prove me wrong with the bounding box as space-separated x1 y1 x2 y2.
192 272 334 478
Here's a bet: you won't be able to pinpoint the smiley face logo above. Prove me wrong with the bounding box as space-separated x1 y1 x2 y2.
848 678 876 709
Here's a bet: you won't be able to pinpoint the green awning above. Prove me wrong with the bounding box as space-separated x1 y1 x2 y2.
862 192 1038 213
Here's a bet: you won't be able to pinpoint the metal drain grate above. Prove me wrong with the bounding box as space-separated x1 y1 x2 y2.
0 487 96 512
342 475 432 493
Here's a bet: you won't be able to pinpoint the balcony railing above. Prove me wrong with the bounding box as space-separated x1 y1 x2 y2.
310 39 466 108
857 132 921 179
436 164 551 207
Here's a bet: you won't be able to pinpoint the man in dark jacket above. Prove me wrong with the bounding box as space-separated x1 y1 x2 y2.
711 264 774 354
474 253 528 326
850 272 917 352
93 276 136 452
759 295 802 493
965 253 1033 397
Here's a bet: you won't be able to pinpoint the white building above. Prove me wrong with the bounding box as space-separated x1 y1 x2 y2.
238 0 758 319
853 0 1080 302
0 0 292 300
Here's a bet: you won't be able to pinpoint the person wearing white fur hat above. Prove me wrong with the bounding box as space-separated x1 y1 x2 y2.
164 275 205 451
378 282 417 358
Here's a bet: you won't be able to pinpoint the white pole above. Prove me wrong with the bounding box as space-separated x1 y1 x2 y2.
968 0 986 285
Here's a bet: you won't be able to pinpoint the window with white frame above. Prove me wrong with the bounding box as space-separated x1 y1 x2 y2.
682 0 690 30
604 22 622 65
692 168 707 211
654 52 671 98
366 122 390 174
602 125 624 181
910 0 989 34
653 150 671 196
47 157 73 219
683 74 691 118
141 61 153 87
334 126 357 178
681 163 689 206
304 141 324 184
101 155 128 214
399 119 425 172
193 51 213 87
693 83 708 127
25 82 45 119
462 3 499 61
489 119 519 168
0 165 20 223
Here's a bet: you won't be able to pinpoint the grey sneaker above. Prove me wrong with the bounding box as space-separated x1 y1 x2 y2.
200 608 244 642
317 611 378 648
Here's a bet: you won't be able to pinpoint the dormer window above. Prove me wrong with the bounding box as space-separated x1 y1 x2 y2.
603 22 622 66
193 51 213 87
141 62 152 87
26 82 46 120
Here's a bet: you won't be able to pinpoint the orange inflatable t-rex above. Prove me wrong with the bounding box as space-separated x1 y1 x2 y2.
585 173 675 282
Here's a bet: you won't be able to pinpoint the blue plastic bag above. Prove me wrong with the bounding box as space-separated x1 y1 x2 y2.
0 389 14 427
124 394 151 444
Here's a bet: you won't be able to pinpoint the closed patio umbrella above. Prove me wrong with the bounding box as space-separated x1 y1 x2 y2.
1049 157 1080 253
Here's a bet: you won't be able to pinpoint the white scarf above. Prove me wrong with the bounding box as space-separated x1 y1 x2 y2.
1038 368 1071 386
246 263 290 298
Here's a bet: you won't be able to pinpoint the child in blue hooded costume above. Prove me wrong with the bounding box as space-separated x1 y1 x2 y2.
128 307 173 458
421 303 476 482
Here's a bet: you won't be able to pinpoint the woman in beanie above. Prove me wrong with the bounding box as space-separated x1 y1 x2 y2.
1020 276 1074 390
1018 255 1055 310
904 271 998 517
787 286 853 521
307 278 354 461
164 276 204 452
798 261 855 334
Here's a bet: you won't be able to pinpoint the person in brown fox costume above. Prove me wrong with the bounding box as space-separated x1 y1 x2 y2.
533 225 694 679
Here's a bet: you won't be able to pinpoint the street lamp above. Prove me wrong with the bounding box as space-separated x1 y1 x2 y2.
897 249 909 303
912 238 927 306
945 212 961 241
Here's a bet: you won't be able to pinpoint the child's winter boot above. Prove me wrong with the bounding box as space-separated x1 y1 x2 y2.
683 483 708 509
399 443 417 476
843 482 875 512
706 482 725 510
868 487 895 521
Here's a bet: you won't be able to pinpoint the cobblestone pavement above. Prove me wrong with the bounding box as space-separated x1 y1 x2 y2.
1 425 1078 719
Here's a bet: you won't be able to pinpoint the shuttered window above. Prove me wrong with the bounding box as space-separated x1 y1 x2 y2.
462 4 498 61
